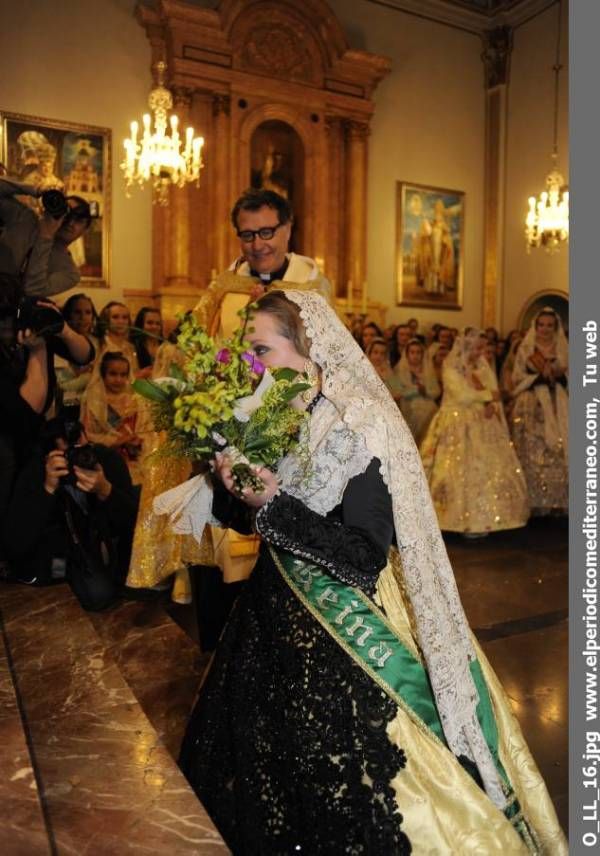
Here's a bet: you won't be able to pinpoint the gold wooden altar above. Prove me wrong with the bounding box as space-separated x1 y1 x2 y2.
126 0 390 322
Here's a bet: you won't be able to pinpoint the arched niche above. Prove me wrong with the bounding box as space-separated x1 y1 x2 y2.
249 120 305 253
517 289 569 335
235 103 319 263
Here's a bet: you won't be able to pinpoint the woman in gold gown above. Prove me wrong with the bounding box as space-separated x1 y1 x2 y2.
420 327 529 534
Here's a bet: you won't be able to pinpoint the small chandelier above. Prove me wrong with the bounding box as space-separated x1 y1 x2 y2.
121 61 204 206
525 0 568 253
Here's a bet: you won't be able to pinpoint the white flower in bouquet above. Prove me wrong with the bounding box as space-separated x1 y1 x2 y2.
233 370 275 423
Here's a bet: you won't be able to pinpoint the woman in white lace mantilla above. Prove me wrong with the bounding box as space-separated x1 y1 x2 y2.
171 293 563 854
420 327 529 535
511 308 568 515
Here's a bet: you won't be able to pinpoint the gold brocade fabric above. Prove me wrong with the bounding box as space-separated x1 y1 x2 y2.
420 404 529 534
399 395 439 446
377 552 567 855
126 438 213 600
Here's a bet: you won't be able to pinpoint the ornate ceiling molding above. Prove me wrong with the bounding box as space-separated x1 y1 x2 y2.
366 0 557 35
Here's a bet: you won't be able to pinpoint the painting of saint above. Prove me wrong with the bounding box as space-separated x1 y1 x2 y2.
397 182 464 309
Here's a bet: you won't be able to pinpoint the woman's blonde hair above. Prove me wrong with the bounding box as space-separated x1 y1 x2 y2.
254 290 311 359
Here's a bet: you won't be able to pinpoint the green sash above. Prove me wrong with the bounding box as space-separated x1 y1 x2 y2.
271 547 539 852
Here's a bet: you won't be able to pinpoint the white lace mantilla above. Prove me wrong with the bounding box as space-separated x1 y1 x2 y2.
277 398 373 515
282 290 507 810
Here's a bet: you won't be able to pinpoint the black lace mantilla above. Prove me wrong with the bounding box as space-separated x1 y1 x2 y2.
255 491 387 596
180 551 412 855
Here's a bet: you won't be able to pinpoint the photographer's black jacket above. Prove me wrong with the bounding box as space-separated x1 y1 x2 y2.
0 335 94 451
1 443 138 578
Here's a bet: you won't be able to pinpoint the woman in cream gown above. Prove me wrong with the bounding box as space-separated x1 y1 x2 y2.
395 338 440 444
511 308 568 515
163 293 563 854
420 327 529 534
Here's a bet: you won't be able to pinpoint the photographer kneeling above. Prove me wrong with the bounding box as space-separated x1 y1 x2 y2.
2 415 139 610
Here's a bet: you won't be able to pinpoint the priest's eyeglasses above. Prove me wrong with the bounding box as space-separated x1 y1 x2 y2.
237 222 284 242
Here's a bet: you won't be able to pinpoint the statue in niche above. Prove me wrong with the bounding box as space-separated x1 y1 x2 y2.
252 143 293 201
260 145 291 199
250 120 304 253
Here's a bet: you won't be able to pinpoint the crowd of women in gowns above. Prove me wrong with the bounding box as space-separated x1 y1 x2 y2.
365 308 568 536
52 291 570 591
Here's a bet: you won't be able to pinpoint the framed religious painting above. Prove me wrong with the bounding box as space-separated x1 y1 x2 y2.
395 181 464 310
1 110 111 287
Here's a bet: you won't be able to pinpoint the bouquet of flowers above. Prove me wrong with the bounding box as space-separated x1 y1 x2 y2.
132 307 311 495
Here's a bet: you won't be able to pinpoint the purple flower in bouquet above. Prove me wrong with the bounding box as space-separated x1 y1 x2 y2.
242 351 266 376
216 348 232 364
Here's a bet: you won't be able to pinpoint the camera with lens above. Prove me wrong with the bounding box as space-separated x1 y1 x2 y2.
42 406 99 486
64 442 99 483
41 189 69 220
41 190 93 225
15 295 64 337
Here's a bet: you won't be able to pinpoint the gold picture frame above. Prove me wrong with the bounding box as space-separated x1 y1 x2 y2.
395 181 464 310
1 109 111 288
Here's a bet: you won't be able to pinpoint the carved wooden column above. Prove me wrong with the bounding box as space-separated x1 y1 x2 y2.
188 92 212 287
211 95 232 274
165 87 193 290
481 26 513 328
325 116 344 297
344 120 370 303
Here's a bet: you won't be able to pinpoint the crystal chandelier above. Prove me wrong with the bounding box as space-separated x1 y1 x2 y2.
121 61 204 206
525 0 568 253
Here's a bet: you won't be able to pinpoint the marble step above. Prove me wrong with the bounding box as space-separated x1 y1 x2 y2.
0 622 50 855
87 598 209 760
0 583 228 855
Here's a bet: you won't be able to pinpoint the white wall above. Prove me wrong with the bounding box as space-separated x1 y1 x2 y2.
0 0 152 311
502 0 569 332
328 0 486 330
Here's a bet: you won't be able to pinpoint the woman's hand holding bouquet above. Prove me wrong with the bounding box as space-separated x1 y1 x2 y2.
213 451 279 508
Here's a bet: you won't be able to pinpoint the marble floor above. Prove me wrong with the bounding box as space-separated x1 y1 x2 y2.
447 516 569 833
0 584 225 855
0 515 567 853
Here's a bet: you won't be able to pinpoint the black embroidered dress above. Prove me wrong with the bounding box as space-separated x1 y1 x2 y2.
179 447 412 855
